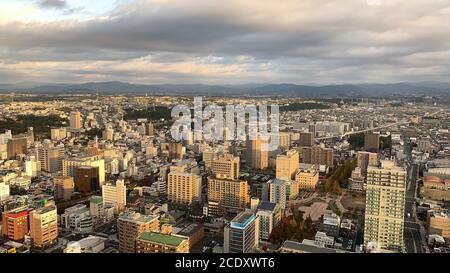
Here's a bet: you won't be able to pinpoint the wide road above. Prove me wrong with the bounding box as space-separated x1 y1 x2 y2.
403 148 426 253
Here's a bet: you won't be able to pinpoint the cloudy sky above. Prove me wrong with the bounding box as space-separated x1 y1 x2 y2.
1 0 450 85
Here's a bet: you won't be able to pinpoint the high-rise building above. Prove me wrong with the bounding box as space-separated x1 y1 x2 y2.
36 141 65 173
146 122 154 136
168 142 184 160
224 211 260 253
50 127 67 141
70 111 82 129
298 132 315 147
268 179 287 210
117 211 160 253
364 160 406 252
207 177 249 216
2 207 32 242
246 134 269 170
7 137 27 159
29 205 58 249
102 179 127 214
212 153 240 180
63 156 105 184
75 166 100 193
202 147 219 171
279 132 292 149
276 150 299 180
299 145 334 166
54 176 74 201
364 133 380 152
25 156 41 177
256 202 281 241
295 166 319 191
167 165 201 205
357 151 379 174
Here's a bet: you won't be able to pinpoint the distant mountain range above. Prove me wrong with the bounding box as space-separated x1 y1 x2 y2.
1 81 449 97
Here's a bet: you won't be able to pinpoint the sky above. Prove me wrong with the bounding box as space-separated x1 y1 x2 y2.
1 0 450 85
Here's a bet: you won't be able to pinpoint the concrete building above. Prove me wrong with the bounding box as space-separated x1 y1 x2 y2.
364 132 380 152
117 211 160 253
224 211 260 253
357 151 378 174
268 179 287 210
364 160 406 252
36 142 65 173
29 205 58 249
102 179 126 214
64 236 106 253
322 213 341 237
136 231 189 253
212 153 240 180
295 166 319 191
2 207 32 242
207 177 249 216
246 134 269 170
70 111 82 129
428 209 450 240
256 202 281 241
54 176 74 201
167 169 201 205
300 145 334 167
298 132 315 147
0 181 9 201
276 149 299 180
63 156 105 184
75 166 100 193
61 204 93 232
7 136 27 159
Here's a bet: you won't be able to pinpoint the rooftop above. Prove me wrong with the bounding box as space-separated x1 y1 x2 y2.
138 232 187 247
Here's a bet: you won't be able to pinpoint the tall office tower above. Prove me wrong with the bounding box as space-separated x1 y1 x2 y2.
70 111 82 129
0 181 9 201
36 141 65 173
202 147 219 171
102 127 114 141
267 179 287 210
295 166 319 191
168 142 184 160
63 156 105 184
364 132 380 152
117 211 160 253
2 207 32 242
256 202 282 241
54 176 74 201
29 205 58 249
75 166 100 193
276 149 299 180
279 132 292 149
6 136 27 159
167 169 201 205
357 151 379 174
298 132 315 147
224 211 260 253
212 153 240 180
25 156 41 177
146 122 154 136
102 179 127 214
246 134 269 170
207 177 249 216
299 145 334 166
364 160 406 252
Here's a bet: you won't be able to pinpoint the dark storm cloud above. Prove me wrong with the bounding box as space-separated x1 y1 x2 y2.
0 0 450 84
